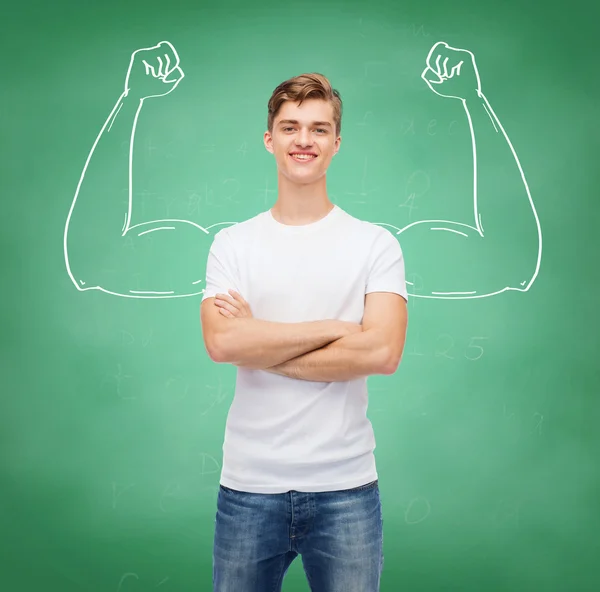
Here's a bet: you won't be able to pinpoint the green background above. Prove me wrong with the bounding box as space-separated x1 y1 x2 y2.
2 0 599 590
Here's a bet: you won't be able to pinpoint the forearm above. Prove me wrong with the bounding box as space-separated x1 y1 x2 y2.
263 329 390 382
218 318 357 370
65 93 143 286
464 93 538 239
66 93 140 245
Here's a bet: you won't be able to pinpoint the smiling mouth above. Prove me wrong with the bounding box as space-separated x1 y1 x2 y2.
289 153 317 163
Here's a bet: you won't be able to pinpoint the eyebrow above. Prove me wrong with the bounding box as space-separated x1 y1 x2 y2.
278 119 332 128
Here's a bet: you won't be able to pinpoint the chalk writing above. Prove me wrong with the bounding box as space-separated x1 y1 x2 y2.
344 155 379 204
112 482 135 509
164 375 189 401
399 169 431 222
405 496 431 524
160 483 182 513
356 111 375 127
104 364 135 399
201 377 230 416
222 178 241 204
261 177 277 207
117 573 169 590
120 328 153 348
406 334 489 359
465 337 488 361
199 452 221 476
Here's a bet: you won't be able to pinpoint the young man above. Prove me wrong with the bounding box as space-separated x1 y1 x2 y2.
63 38 539 592
200 72 408 592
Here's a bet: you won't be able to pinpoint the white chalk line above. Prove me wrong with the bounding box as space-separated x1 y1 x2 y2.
64 39 542 301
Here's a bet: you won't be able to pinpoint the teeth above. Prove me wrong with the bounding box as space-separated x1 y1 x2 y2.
291 154 316 160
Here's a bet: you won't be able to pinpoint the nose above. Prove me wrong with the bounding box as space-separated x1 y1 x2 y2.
295 128 312 147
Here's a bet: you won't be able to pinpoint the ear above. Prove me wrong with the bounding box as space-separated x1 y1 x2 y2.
263 130 274 154
333 134 341 155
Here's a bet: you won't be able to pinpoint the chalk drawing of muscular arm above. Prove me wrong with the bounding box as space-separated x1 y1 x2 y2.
64 40 541 300
376 42 542 299
63 41 235 298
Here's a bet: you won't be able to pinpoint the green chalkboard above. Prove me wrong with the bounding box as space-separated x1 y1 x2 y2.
2 0 599 590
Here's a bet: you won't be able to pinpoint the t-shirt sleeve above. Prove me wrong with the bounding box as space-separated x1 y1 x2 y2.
365 228 408 302
201 228 242 302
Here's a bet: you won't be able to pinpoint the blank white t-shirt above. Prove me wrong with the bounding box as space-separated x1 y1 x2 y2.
202 204 408 493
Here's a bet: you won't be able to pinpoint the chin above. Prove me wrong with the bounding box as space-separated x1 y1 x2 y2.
285 171 325 185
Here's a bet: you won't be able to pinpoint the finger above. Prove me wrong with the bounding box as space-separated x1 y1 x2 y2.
228 289 244 301
425 41 449 71
156 56 164 77
218 307 233 317
142 59 157 77
214 295 235 307
158 40 180 70
215 299 237 315
449 60 464 78
435 54 442 76
442 56 450 78
217 291 240 303
215 295 241 314
163 65 183 84
228 290 250 315
421 66 443 85
163 53 171 76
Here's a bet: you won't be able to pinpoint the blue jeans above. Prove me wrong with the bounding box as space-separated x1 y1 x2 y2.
212 479 383 591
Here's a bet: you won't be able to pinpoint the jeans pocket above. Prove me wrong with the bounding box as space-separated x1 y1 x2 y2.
345 479 378 492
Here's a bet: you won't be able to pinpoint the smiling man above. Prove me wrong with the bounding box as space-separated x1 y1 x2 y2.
200 72 408 592
63 40 539 590
266 100 340 226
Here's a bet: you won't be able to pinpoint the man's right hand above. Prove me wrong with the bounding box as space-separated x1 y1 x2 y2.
124 40 185 101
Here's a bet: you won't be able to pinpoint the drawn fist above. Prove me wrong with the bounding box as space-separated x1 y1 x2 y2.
124 40 184 101
421 41 481 101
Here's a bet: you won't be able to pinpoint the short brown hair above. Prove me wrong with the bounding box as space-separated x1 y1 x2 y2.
267 73 343 137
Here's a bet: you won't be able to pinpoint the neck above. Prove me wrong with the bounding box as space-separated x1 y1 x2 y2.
271 173 333 225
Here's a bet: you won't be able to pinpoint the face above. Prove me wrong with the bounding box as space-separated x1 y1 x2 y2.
264 98 341 186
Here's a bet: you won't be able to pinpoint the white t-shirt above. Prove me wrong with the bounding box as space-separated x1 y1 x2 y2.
202 204 408 493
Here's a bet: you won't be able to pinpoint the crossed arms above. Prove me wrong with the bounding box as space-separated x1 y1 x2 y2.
203 292 408 382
